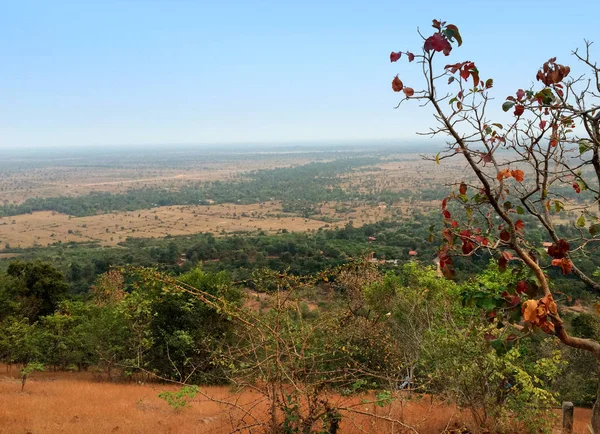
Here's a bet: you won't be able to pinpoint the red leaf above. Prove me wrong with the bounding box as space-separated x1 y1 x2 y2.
442 209 452 222
442 198 448 210
539 120 547 129
403 87 415 97
471 70 480 88
442 228 454 244
516 281 527 295
459 182 467 195
407 51 415 62
390 51 402 62
514 105 525 116
500 229 511 242
498 256 508 272
424 33 452 55
482 152 493 164
516 89 525 100
451 220 459 228
548 239 570 259
572 182 581 194
474 235 489 246
515 220 524 232
392 76 403 92
459 229 471 240
498 251 513 272
445 62 462 74
506 294 521 307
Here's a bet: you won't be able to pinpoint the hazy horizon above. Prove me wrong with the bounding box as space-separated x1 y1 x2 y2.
2 0 598 148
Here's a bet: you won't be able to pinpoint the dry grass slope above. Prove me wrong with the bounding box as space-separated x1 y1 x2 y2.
0 366 593 434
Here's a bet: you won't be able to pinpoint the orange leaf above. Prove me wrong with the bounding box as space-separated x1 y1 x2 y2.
496 168 511 181
552 258 573 275
539 320 555 333
511 169 525 182
522 300 539 323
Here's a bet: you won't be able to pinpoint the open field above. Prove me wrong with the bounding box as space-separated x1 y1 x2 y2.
0 201 394 249
0 149 461 249
0 367 592 434
0 156 321 205
341 158 469 194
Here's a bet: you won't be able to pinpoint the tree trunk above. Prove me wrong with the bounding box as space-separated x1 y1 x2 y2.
593 368 600 434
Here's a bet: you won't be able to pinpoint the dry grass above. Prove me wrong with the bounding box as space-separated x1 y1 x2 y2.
0 366 460 434
0 201 391 249
0 366 592 434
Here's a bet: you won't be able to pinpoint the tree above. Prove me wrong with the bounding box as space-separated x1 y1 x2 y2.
6 260 69 321
391 19 600 430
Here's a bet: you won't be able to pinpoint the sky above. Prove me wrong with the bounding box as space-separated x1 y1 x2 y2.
1 0 599 148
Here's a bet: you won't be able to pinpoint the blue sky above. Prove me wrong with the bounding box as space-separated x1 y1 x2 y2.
1 0 598 148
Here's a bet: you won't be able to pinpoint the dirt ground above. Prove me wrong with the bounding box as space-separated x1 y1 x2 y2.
0 366 592 434
0 201 392 249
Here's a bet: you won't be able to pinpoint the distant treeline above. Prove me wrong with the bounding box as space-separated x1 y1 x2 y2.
2 210 596 301
0 157 428 217
1 217 442 292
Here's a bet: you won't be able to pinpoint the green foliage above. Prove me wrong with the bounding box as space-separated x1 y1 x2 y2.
423 321 564 433
6 260 69 321
20 362 44 392
21 361 44 376
0 316 41 364
158 385 200 411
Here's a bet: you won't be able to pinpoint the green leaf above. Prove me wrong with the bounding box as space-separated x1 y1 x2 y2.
502 101 515 112
478 297 498 311
535 88 555 105
579 141 592 154
576 215 586 228
589 224 600 237
503 201 512 211
465 207 473 219
553 200 565 213
435 152 440 165
492 123 503 129
491 339 507 356
454 29 463 46
516 206 524 215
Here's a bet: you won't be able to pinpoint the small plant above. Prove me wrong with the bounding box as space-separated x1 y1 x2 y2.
158 385 199 411
21 362 44 392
